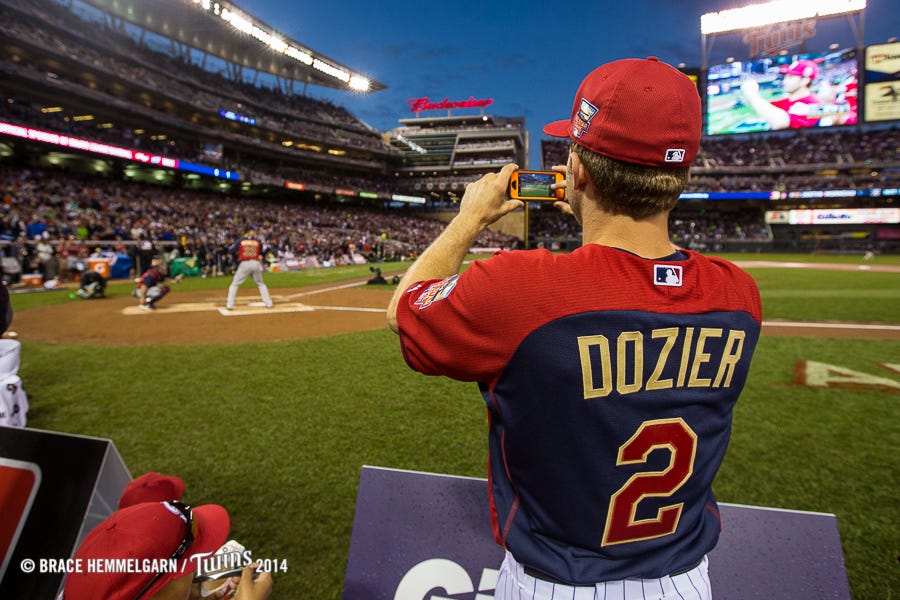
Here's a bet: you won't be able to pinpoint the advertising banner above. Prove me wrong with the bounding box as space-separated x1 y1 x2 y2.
0 427 129 598
864 42 900 122
344 465 850 600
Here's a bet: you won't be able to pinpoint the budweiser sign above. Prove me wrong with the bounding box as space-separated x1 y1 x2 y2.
407 96 494 113
743 19 817 58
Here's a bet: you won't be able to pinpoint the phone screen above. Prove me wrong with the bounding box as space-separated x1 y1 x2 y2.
517 172 559 198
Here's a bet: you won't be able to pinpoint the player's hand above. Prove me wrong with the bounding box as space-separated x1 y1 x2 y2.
550 164 573 217
740 79 759 96
455 163 523 232
232 565 273 600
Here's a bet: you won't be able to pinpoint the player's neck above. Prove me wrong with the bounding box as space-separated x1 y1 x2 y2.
581 210 676 259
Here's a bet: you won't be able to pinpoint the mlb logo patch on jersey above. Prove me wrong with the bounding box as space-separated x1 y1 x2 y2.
414 274 459 310
654 264 683 287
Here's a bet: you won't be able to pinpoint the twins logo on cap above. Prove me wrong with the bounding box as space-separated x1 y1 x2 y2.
572 99 599 139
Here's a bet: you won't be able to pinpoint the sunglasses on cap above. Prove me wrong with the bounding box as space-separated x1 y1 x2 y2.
131 501 195 600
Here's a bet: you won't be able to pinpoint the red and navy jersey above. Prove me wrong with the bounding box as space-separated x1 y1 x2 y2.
396 245 761 584
137 268 165 288
771 94 822 128
233 237 263 262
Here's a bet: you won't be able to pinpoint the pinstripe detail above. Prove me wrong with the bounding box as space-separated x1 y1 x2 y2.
496 551 711 600
671 576 686 600
685 570 701 598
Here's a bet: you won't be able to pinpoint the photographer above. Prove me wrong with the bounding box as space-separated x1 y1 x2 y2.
387 57 762 599
63 501 272 600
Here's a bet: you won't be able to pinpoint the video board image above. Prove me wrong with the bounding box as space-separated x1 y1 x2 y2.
706 48 858 135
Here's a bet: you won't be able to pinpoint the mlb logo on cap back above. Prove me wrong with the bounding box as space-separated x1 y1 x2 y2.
665 149 686 163
543 56 701 168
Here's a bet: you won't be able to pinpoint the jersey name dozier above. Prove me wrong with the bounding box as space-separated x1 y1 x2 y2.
577 326 748 398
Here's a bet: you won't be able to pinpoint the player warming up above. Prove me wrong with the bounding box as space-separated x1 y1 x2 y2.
740 59 822 129
226 227 273 310
387 56 762 600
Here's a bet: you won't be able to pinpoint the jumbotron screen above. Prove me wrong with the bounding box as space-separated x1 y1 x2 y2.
706 48 858 135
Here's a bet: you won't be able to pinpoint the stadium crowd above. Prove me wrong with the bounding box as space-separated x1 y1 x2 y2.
0 165 518 284
541 127 900 192
1 0 898 278
0 0 392 165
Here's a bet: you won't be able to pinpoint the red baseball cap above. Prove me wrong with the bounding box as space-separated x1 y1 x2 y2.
64 501 230 600
118 472 186 509
780 59 818 79
543 56 701 168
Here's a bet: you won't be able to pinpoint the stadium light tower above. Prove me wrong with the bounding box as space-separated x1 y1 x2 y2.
700 0 866 69
700 0 866 36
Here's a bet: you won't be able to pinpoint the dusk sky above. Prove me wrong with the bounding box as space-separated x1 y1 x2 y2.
234 0 898 167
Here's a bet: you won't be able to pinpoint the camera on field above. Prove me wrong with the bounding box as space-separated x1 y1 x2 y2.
367 266 388 285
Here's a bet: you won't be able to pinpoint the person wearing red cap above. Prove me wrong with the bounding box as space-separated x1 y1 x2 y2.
740 59 823 129
63 501 273 600
118 472 187 510
388 56 761 599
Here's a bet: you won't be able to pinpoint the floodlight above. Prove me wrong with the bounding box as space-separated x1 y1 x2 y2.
349 76 371 91
701 0 866 35
269 36 287 53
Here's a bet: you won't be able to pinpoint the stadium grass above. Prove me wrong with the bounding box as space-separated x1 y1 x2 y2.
11 255 900 599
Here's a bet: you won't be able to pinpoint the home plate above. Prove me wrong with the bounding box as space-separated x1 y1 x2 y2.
218 302 315 315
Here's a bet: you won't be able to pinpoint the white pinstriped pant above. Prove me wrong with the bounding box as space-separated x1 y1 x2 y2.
495 551 712 600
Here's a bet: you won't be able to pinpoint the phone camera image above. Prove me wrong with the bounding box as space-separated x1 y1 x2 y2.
518 172 556 198
509 170 563 201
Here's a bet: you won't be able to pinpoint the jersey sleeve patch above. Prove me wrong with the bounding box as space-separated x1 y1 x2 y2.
413 274 459 310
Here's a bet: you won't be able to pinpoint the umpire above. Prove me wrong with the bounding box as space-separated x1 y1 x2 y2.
388 57 762 600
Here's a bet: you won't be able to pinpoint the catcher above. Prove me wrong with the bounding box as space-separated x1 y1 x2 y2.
134 258 183 311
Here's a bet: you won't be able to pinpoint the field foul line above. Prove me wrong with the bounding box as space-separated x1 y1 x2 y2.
308 305 386 313
762 321 900 331
283 281 368 300
123 300 384 316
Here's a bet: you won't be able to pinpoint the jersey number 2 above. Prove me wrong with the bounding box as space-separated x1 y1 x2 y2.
601 418 697 547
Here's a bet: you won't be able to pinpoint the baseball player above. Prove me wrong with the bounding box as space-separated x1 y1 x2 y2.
740 59 823 129
75 269 106 299
388 57 762 600
135 258 182 310
225 228 273 310
0 284 28 428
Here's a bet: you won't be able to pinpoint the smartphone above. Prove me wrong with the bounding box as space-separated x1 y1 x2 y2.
508 170 564 201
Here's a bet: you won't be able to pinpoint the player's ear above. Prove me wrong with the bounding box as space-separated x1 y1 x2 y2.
569 151 590 192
